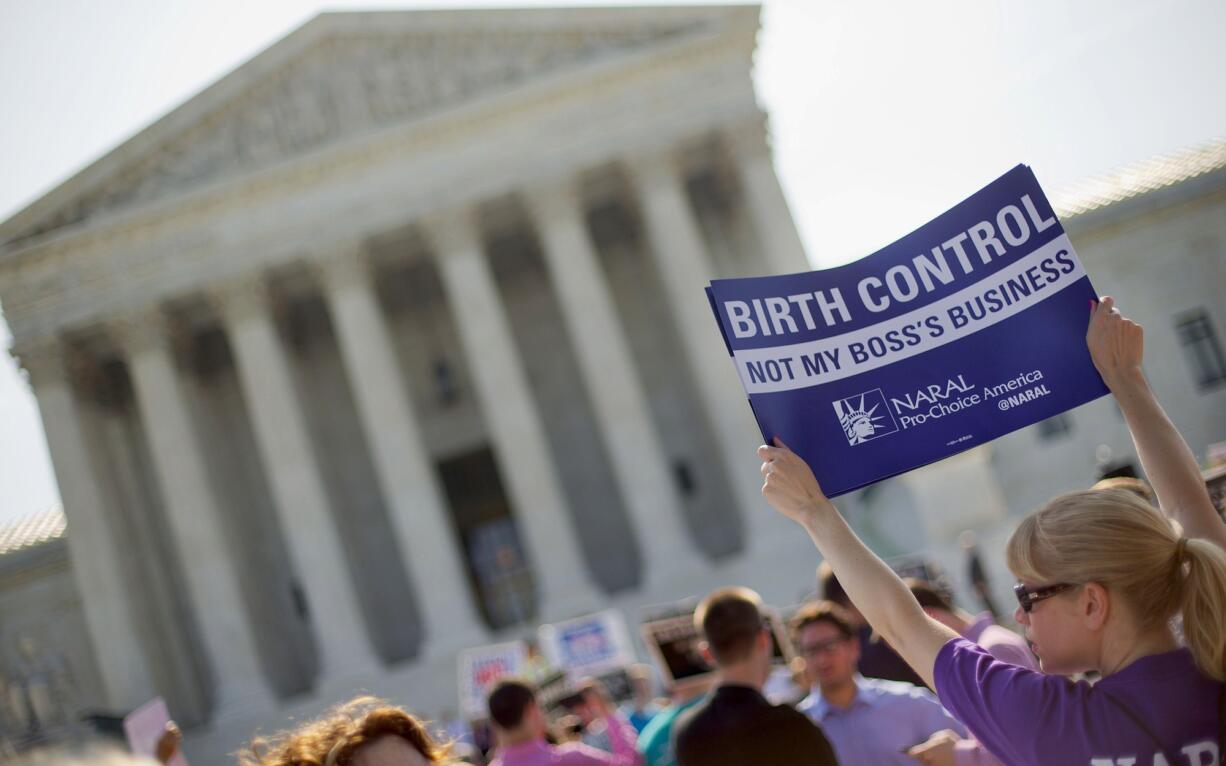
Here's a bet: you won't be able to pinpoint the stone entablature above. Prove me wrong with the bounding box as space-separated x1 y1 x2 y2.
0 5 755 259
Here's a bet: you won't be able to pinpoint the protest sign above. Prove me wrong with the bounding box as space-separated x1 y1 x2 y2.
457 641 528 719
538 609 635 681
708 164 1108 496
535 668 573 714
640 612 711 688
124 697 187 766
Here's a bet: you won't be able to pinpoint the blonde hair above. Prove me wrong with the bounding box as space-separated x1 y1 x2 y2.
238 696 454 766
1091 476 1155 505
1007 488 1226 681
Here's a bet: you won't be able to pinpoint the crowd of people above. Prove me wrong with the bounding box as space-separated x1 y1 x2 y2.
12 299 1226 765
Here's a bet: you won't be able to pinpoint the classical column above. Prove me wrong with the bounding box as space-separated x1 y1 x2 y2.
315 247 488 650
526 183 706 587
114 311 274 711
627 150 792 555
213 277 380 685
426 210 600 619
15 339 156 711
727 116 810 274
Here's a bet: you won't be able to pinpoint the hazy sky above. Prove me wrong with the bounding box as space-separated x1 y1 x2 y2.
1 0 1224 524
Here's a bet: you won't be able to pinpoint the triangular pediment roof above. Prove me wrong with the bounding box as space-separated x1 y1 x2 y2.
1 5 758 249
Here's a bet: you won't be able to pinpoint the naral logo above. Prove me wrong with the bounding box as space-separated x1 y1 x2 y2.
833 389 899 445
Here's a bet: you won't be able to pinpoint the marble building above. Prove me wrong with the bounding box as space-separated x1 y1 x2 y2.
0 5 821 759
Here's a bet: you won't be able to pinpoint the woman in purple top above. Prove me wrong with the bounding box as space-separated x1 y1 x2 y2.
758 298 1226 766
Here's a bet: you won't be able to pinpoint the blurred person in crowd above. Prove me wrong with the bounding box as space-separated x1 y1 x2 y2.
819 562 926 686
903 580 1035 766
471 720 494 761
958 531 1001 620
238 695 465 766
485 679 639 766
619 665 660 734
672 587 837 766
792 601 963 765
554 715 585 744
14 721 182 766
759 298 1226 764
439 710 474 750
451 742 484 766
10 745 156 766
565 679 627 754
635 676 714 766
906 580 1034 669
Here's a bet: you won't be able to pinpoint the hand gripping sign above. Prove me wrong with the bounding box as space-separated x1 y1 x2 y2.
707 165 1108 497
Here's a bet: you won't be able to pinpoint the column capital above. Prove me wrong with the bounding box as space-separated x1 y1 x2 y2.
109 307 173 358
311 244 371 293
209 274 271 323
421 206 482 256
622 143 701 196
623 146 685 189
523 178 586 226
11 336 70 388
724 112 774 158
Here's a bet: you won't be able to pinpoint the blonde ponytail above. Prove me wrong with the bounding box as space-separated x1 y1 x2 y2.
1179 537 1226 682
1007 488 1226 681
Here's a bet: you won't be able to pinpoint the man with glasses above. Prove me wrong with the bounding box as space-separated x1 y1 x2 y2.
794 601 964 765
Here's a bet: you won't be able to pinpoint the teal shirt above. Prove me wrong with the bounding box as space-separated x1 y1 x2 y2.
636 695 706 766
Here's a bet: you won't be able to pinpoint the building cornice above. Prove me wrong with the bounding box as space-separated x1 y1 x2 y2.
0 5 760 253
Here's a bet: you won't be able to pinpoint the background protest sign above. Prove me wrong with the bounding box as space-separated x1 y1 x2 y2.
457 641 528 719
708 164 1108 497
124 697 188 766
538 609 635 681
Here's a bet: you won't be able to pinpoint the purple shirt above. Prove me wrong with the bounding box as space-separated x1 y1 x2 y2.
935 637 1224 766
954 616 1038 766
490 714 642 766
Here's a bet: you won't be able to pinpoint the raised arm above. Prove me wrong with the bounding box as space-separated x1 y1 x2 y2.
1087 297 1226 549
758 440 957 688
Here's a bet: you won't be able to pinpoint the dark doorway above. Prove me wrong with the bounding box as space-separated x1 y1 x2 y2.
436 447 538 630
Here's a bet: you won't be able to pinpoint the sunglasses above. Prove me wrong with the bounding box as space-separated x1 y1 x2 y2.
798 637 852 657
1013 581 1074 613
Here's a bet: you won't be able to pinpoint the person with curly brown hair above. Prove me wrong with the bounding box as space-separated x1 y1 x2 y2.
238 696 466 766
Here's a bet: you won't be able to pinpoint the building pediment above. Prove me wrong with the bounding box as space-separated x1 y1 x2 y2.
0 5 757 249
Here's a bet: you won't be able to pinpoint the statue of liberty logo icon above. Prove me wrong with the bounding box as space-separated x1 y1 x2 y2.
832 390 898 445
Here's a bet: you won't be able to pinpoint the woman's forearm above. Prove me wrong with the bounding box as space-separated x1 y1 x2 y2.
1109 369 1226 547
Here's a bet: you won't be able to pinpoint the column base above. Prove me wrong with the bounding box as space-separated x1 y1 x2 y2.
312 652 385 701
637 552 713 603
209 682 279 728
420 623 493 660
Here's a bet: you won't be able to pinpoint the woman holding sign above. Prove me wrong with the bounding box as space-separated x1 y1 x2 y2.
758 298 1226 765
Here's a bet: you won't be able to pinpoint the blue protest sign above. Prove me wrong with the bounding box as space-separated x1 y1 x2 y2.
707 165 1108 497
538 610 635 681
